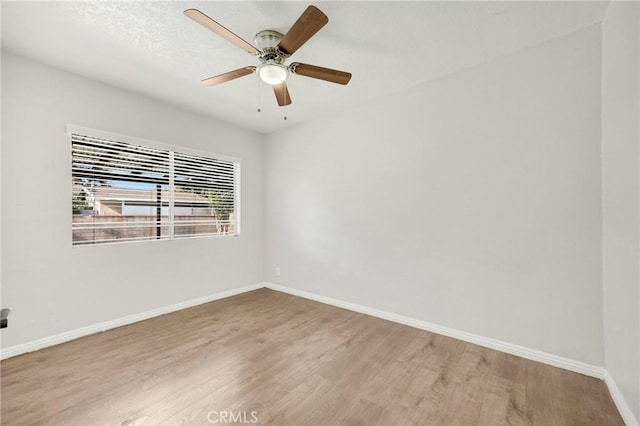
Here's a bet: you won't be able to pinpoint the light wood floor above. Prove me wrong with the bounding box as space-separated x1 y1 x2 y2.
1 288 623 425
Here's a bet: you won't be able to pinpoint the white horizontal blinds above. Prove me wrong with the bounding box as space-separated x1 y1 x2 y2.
71 134 171 245
173 151 237 238
71 132 239 246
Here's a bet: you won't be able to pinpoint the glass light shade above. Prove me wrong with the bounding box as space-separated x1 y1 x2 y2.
259 63 288 85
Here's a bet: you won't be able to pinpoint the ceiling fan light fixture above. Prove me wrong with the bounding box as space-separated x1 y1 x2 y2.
258 63 288 85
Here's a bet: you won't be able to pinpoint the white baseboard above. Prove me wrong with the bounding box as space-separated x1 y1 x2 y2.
264 282 605 379
604 370 639 426
0 283 264 360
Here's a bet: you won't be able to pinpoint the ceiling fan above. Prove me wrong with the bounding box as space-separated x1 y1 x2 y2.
184 5 352 107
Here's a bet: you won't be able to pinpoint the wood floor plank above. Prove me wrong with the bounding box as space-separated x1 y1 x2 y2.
1 288 624 425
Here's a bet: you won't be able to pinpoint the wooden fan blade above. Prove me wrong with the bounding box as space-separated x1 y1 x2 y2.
201 67 256 87
273 81 292 106
184 9 259 55
277 6 328 56
290 63 352 85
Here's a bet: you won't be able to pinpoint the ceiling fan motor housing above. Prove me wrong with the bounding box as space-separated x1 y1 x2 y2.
255 30 288 62
255 30 289 85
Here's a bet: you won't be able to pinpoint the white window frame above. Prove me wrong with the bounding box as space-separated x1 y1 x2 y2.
68 124 241 246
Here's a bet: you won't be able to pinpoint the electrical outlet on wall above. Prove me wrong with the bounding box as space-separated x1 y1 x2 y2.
275 267 281 277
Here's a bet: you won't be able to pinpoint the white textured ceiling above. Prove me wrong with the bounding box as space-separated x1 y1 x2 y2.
1 1 609 134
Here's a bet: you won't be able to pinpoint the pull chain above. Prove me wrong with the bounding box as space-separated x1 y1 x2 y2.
256 74 262 113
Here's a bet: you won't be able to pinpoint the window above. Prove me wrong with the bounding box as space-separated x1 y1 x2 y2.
71 129 239 246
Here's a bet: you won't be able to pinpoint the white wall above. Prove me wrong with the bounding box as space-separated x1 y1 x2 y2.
0 52 264 349
265 26 605 366
602 1 640 420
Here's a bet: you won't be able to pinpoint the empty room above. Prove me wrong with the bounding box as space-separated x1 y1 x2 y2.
1 1 638 425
